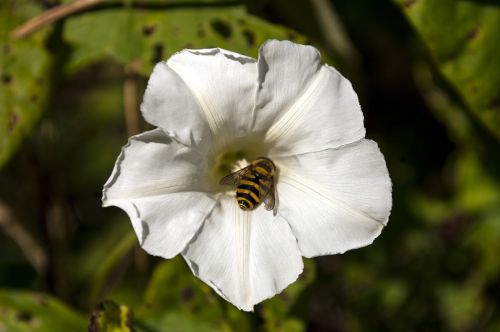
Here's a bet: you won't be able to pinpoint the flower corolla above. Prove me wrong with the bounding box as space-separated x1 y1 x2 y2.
103 40 392 311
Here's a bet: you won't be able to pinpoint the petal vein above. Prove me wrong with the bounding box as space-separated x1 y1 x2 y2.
280 170 385 227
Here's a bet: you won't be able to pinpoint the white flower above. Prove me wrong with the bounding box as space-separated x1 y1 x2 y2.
102 40 392 311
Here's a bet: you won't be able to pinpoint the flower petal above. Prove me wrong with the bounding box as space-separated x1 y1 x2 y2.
182 196 303 311
102 129 217 258
255 40 365 156
140 63 211 151
275 139 392 257
141 48 257 150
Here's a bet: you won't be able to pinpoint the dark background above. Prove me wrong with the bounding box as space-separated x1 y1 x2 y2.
1 0 499 331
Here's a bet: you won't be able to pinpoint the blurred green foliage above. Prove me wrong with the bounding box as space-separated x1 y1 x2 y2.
0 290 86 331
392 0 500 138
1 0 500 331
0 0 53 168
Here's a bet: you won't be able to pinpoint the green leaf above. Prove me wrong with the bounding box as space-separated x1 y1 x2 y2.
139 256 252 332
260 259 316 332
0 0 53 168
142 257 221 315
82 229 137 306
140 257 315 331
135 311 221 332
63 5 305 75
88 300 133 332
454 150 500 213
0 290 86 332
393 0 500 138
141 257 229 330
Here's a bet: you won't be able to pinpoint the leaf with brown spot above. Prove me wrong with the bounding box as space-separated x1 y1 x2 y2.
0 0 53 168
0 290 86 331
63 5 307 76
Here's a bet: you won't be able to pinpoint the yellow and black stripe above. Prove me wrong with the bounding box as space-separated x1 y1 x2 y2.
236 158 274 210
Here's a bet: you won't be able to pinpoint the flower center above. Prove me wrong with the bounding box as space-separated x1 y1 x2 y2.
208 134 269 192
213 149 249 180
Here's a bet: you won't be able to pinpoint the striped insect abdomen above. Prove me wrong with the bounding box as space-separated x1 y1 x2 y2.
236 172 261 210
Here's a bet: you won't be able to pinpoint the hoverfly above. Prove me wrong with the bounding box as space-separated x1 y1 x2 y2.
219 157 277 211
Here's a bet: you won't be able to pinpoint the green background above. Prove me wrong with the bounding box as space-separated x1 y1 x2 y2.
1 0 499 331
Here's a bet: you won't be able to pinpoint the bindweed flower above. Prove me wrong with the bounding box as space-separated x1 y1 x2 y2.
102 40 392 311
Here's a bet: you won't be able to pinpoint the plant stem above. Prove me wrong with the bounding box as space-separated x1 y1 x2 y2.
124 60 142 136
310 0 360 66
0 202 48 274
11 0 108 39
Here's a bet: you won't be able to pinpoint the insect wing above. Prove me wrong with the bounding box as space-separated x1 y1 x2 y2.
262 181 276 211
219 166 251 186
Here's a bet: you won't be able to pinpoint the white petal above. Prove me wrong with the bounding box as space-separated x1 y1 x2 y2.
112 193 216 259
255 40 365 156
275 139 392 257
140 63 212 151
141 48 257 150
103 129 217 258
103 129 206 201
182 196 303 311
